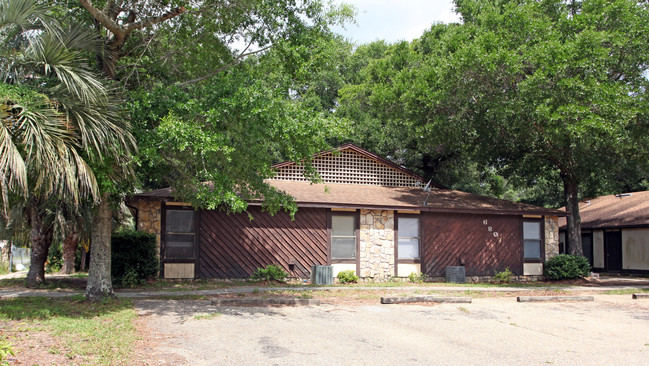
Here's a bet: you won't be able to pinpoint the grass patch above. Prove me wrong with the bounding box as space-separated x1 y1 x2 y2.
255 290 314 299
146 294 209 300
308 289 388 300
193 312 221 320
0 262 9 276
331 281 571 288
0 278 26 288
131 279 298 292
602 288 649 295
457 306 469 313
0 277 86 290
0 296 137 365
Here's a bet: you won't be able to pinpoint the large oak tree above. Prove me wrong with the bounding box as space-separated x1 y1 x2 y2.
72 0 353 299
339 0 649 256
443 0 649 254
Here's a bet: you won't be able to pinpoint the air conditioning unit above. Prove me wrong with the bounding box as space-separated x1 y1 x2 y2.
445 266 466 283
311 265 333 285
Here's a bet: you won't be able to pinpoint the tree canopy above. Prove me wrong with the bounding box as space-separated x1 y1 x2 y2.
338 0 649 254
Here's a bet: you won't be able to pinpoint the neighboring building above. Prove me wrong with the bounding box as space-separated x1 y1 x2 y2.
128 144 564 280
559 191 649 273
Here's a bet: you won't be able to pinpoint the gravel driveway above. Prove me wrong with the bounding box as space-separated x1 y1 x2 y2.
135 295 649 365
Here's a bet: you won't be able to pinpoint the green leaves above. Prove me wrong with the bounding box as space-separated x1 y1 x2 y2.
336 0 649 211
0 0 136 208
131 59 345 215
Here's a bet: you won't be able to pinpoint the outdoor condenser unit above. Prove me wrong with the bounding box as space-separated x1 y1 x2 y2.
445 266 466 283
311 265 333 285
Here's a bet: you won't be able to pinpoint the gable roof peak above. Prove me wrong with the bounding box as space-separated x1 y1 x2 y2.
271 144 441 188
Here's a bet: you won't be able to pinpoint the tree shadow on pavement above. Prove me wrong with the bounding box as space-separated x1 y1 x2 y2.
134 299 288 323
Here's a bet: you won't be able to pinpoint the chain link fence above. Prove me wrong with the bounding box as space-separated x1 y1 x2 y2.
9 244 31 271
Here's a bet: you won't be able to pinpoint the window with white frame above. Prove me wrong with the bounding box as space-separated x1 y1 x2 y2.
164 209 195 260
398 216 420 259
523 221 542 260
331 214 356 259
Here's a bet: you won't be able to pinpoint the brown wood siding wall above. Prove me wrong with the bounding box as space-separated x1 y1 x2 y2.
422 213 523 276
199 207 328 279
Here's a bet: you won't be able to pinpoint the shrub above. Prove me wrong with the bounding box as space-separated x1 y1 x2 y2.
337 270 359 284
407 272 429 283
111 230 159 287
494 267 513 283
251 264 288 282
544 254 591 280
45 242 63 273
0 262 9 276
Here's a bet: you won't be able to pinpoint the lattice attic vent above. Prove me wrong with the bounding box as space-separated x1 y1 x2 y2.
271 149 422 187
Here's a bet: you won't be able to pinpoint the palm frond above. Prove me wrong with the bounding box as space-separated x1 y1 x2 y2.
0 117 27 195
0 0 136 211
0 0 49 41
26 29 108 104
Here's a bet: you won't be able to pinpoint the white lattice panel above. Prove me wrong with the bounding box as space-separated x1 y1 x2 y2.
271 150 421 187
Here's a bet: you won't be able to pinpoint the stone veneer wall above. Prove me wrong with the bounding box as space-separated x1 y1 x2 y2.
134 201 162 255
545 216 559 260
359 209 395 279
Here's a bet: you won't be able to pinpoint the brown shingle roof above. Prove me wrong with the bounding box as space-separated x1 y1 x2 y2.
131 181 565 216
267 181 563 215
558 191 649 229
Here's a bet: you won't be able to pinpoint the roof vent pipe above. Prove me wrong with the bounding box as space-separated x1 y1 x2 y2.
422 180 432 206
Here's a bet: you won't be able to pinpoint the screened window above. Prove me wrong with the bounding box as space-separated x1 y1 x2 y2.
331 214 356 259
165 210 195 260
523 221 542 260
398 217 420 259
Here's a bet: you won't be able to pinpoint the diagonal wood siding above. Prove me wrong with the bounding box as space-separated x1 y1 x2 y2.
199 207 327 279
422 213 523 276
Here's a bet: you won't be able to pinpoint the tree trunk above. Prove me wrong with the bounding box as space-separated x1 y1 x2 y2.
86 194 115 301
80 244 88 272
562 175 584 256
0 240 9 269
61 228 79 274
26 208 53 287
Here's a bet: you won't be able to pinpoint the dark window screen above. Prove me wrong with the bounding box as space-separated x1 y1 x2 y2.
165 210 195 259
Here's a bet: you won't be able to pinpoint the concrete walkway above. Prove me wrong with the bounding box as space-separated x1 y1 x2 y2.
1 274 649 299
0 270 28 279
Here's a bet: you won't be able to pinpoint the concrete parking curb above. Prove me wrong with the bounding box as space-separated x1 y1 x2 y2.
211 297 321 306
517 295 594 302
380 296 472 304
632 293 649 299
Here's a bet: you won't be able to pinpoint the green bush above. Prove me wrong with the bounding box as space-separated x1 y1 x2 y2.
46 242 63 273
544 254 591 280
337 270 359 284
407 272 429 283
494 267 513 283
0 262 9 275
251 264 288 282
111 230 159 287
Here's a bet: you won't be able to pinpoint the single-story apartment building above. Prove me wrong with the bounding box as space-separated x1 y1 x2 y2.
128 144 565 280
559 191 649 273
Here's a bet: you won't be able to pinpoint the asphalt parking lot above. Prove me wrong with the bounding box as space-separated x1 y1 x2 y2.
135 294 649 365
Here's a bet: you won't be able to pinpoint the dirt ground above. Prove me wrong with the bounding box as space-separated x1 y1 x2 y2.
133 294 649 365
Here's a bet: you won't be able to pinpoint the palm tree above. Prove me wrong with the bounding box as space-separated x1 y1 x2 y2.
0 0 135 290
